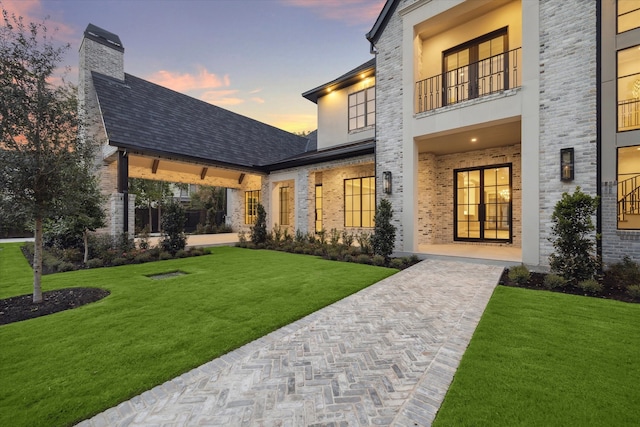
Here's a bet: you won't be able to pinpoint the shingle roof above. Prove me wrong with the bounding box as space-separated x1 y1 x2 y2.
366 0 400 45
266 139 375 172
92 72 309 170
302 58 375 103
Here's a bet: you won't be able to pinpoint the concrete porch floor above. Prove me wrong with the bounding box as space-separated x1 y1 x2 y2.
418 243 522 264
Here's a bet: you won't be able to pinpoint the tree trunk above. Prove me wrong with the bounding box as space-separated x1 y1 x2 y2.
33 216 43 303
158 204 162 233
147 201 152 232
83 230 89 264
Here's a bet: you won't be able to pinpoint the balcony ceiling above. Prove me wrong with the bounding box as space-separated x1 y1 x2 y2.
415 118 521 156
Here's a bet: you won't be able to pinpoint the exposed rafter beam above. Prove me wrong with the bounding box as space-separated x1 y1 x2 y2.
151 159 160 174
200 167 208 180
238 173 245 184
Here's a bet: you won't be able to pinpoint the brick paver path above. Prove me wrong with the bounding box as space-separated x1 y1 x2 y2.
77 259 503 427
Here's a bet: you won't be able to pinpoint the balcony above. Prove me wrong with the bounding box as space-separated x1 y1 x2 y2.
618 97 640 132
415 47 522 114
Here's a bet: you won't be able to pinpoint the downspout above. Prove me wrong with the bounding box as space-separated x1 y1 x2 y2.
118 150 129 235
596 0 602 265
371 40 379 208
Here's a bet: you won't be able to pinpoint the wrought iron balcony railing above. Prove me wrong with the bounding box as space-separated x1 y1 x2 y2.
618 97 640 132
415 47 522 114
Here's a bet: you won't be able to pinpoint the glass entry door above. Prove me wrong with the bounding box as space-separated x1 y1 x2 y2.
455 165 511 242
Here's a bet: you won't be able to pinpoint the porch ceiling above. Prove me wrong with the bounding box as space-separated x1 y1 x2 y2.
128 154 255 189
415 118 521 156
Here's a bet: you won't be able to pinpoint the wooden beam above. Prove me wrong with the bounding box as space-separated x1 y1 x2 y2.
151 159 160 174
238 173 245 184
200 167 208 180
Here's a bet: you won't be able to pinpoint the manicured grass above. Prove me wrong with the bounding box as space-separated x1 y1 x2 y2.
0 243 396 427
434 285 640 426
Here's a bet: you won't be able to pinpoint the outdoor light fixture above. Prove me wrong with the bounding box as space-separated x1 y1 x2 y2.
383 171 392 194
561 148 574 181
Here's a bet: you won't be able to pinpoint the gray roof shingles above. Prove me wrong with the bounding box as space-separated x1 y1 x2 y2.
92 71 309 170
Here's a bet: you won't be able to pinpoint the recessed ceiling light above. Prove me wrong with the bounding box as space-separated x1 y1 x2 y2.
471 138 477 142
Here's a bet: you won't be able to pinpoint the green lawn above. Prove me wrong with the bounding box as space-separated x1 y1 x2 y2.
0 243 396 427
434 285 640 426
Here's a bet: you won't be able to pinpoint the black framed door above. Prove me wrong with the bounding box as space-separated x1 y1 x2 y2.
454 164 512 242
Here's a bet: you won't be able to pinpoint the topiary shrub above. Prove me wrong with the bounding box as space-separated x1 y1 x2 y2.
543 273 567 290
160 200 187 255
371 199 396 260
507 264 530 285
250 203 268 244
549 187 600 284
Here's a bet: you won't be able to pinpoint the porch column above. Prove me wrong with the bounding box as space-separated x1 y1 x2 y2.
117 150 130 235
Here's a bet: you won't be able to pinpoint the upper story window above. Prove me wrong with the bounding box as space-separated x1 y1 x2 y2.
348 87 375 131
618 0 640 33
618 45 640 132
245 190 260 224
443 28 508 106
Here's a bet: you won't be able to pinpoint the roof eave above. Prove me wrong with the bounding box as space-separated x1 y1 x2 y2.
366 0 400 44
302 62 376 103
266 141 375 172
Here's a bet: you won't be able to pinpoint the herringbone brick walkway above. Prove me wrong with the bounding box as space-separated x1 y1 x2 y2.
77 258 503 427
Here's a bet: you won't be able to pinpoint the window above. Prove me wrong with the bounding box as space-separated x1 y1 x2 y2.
618 0 640 33
617 146 640 229
315 185 323 233
348 87 375 131
344 177 375 227
245 190 260 224
617 45 640 132
279 187 290 226
443 28 508 106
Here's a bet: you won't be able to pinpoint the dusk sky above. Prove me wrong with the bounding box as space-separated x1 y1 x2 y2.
2 0 385 133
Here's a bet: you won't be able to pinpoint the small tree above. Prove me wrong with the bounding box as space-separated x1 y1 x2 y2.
549 187 600 284
129 178 172 232
0 10 94 302
371 199 396 260
160 199 186 254
250 203 267 244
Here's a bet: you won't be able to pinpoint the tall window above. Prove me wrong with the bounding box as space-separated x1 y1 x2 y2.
315 185 323 233
245 190 260 224
617 146 640 229
618 0 640 33
618 45 640 132
344 177 375 227
348 87 375 131
279 187 290 226
443 28 508 106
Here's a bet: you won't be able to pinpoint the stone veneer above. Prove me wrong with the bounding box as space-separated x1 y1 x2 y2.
417 144 521 247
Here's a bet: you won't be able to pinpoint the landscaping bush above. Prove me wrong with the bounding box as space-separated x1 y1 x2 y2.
160 200 187 255
134 252 154 264
627 285 640 299
159 251 173 261
250 204 268 244
313 248 325 257
57 262 76 272
372 199 396 260
578 278 603 295
357 254 372 265
508 264 530 285
342 230 354 248
175 249 189 258
316 229 327 245
343 254 353 263
543 273 567 290
329 228 341 246
549 187 600 284
372 255 386 266
390 258 405 269
356 231 372 255
86 258 104 269
112 257 127 266
605 256 640 291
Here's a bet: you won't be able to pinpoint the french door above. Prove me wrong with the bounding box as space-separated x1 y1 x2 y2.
454 164 512 242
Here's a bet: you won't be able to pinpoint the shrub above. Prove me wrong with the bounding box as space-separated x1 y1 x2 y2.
372 255 386 266
326 249 340 260
390 258 405 269
606 256 640 291
342 231 354 248
343 254 353 263
294 229 305 243
61 248 82 263
293 246 304 254
357 254 372 265
134 252 153 264
160 200 187 255
250 203 268 244
329 228 341 246
175 249 188 258
313 248 325 257
549 187 600 284
238 230 247 244
508 265 530 285
543 273 567 290
57 262 76 272
578 278 603 295
138 225 151 250
371 199 396 260
112 257 127 266
356 231 372 255
272 224 283 242
86 258 104 269
316 229 327 245
158 251 173 260
627 285 640 299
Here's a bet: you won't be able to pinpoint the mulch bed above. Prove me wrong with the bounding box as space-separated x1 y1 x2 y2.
0 288 110 326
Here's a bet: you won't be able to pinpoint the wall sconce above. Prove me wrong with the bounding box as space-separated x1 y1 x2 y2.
560 148 574 181
383 171 392 194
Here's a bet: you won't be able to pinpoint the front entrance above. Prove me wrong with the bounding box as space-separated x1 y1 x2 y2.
454 164 511 242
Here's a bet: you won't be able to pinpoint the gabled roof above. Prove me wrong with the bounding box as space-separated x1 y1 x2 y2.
366 0 400 45
302 58 375 104
92 71 309 171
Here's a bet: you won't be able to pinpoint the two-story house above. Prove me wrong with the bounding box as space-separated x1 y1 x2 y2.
79 0 640 268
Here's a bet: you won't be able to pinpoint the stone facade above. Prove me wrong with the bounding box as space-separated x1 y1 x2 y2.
417 144 522 247
537 0 598 265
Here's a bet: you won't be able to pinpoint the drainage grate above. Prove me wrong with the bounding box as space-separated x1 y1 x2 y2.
147 270 187 280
